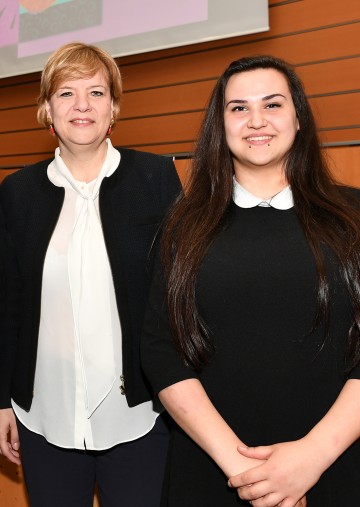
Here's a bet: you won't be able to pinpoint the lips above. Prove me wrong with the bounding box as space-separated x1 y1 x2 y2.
70 119 94 125
245 135 273 142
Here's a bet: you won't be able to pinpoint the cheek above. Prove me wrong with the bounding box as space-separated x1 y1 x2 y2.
224 125 234 148
224 118 239 138
225 120 246 149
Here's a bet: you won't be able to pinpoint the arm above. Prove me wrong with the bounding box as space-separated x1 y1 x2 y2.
0 190 22 465
141 249 263 479
229 379 360 507
159 378 263 478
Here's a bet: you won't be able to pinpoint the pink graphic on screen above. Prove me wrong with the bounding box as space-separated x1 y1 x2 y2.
0 0 208 56
0 0 20 46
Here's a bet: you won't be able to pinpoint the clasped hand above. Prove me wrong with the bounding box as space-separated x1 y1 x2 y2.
228 438 323 507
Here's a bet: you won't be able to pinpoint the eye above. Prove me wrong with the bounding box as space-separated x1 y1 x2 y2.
59 91 72 97
265 102 281 109
231 105 247 112
91 90 104 97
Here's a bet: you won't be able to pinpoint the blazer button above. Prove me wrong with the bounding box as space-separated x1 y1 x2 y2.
120 374 125 395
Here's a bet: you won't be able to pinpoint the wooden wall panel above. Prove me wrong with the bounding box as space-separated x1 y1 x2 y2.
0 81 39 110
0 1 360 504
310 93 360 130
297 57 360 96
326 146 360 187
0 106 38 133
321 128 360 145
120 23 360 92
0 5 358 169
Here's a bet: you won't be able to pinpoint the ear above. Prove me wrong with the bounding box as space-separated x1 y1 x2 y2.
296 117 300 131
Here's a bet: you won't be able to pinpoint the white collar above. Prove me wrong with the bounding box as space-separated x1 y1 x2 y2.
232 177 294 210
48 138 120 197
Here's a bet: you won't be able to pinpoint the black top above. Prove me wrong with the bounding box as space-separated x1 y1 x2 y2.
0 147 181 410
142 202 360 506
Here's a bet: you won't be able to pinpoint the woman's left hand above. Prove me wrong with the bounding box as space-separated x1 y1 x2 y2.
228 439 321 507
250 497 307 507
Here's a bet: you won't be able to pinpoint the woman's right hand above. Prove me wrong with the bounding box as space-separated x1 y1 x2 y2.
0 408 20 465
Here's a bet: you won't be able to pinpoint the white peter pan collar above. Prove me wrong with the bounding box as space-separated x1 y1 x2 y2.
233 176 294 210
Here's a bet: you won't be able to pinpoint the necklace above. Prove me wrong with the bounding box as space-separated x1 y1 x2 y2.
258 188 287 207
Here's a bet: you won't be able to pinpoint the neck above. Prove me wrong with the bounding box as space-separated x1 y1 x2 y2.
234 167 287 200
58 139 108 182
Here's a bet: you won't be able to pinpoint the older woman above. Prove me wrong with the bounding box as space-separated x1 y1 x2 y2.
0 42 180 507
141 55 360 506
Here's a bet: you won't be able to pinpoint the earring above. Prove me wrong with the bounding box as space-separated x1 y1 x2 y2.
107 118 115 136
47 116 55 135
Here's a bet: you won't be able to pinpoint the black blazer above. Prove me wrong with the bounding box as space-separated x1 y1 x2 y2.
0 205 6 328
0 147 181 411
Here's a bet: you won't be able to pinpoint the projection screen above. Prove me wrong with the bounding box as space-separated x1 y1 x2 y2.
0 0 269 79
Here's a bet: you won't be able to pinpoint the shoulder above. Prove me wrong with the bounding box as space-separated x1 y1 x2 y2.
0 157 61 214
336 184 360 207
1 158 53 190
113 146 180 190
110 147 181 208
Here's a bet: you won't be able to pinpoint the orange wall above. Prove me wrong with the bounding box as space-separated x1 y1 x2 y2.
0 1 359 505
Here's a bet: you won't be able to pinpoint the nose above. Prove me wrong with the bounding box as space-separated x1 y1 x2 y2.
247 107 267 129
73 92 91 112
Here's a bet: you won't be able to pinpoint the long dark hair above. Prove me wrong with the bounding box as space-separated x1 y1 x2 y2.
162 55 360 372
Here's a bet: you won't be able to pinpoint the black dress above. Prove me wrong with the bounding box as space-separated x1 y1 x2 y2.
142 202 360 506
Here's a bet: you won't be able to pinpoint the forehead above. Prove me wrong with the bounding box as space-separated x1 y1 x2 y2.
225 68 291 99
56 69 109 90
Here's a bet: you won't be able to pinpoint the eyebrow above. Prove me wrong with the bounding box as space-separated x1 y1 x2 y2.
225 93 287 107
57 84 107 90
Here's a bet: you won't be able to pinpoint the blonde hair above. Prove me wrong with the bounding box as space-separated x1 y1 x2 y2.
37 42 122 128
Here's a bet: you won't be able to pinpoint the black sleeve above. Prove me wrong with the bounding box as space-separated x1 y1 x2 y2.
0 196 22 408
141 250 198 396
342 186 360 379
349 366 360 379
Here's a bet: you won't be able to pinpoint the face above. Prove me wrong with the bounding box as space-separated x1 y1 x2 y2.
224 68 299 178
45 70 113 153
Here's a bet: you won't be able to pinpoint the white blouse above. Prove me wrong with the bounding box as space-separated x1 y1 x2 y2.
13 140 160 450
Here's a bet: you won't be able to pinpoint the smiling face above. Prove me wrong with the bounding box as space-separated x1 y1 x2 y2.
45 70 113 155
224 68 299 180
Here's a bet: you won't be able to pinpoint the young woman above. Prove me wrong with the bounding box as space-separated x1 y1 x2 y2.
0 42 181 507
141 55 360 506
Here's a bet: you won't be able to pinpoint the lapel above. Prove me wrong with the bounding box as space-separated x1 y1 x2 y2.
99 151 134 363
27 166 65 303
